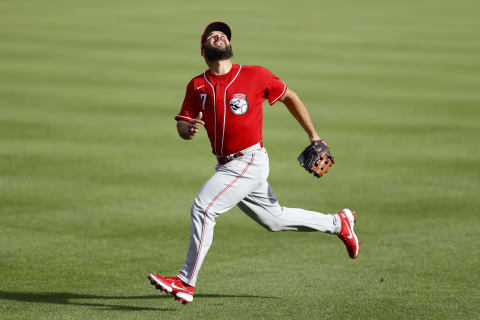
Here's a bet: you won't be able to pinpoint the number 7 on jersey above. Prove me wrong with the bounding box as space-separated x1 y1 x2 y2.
200 94 207 110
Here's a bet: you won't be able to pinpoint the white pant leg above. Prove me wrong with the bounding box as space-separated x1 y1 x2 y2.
178 148 268 286
238 181 341 233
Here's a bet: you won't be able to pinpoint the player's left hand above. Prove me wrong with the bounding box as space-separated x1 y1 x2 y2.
297 140 334 178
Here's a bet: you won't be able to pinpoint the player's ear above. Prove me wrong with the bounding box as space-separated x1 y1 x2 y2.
201 46 205 57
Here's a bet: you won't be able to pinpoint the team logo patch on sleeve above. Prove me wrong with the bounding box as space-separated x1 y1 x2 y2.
229 94 249 115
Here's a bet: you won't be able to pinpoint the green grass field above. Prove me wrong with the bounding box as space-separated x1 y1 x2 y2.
1 0 479 319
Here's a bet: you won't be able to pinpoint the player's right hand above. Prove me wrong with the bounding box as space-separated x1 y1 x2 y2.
186 112 204 136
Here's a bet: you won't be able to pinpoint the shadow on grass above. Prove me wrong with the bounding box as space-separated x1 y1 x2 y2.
0 291 279 311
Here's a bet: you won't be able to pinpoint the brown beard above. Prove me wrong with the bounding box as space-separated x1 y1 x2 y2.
204 43 234 61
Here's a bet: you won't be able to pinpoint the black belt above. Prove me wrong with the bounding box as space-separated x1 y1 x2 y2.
216 142 263 165
217 152 243 165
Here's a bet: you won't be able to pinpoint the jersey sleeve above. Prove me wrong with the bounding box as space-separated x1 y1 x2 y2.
261 67 287 106
175 79 199 122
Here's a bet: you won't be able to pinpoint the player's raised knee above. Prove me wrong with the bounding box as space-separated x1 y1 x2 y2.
190 198 206 217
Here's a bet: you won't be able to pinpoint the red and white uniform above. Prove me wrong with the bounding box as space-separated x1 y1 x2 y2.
175 65 340 287
175 64 287 155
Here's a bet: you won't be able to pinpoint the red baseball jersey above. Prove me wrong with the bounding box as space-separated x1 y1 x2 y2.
175 64 287 156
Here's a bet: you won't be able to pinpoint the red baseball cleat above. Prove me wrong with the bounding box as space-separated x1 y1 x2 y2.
337 208 359 259
148 273 195 305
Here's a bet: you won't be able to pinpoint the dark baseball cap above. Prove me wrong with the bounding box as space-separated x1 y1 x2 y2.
201 21 232 45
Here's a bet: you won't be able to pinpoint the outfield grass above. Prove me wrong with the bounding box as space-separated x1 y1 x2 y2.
1 0 480 319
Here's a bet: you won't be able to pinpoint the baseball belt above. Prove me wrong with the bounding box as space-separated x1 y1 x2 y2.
216 141 263 165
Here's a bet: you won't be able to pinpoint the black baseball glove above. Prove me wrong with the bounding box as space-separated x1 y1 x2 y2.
298 140 334 178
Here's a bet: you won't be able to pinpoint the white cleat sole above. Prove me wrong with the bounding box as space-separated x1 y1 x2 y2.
176 292 193 302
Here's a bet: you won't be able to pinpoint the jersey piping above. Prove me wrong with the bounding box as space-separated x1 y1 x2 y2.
221 65 243 155
203 72 216 154
270 81 287 105
176 115 193 121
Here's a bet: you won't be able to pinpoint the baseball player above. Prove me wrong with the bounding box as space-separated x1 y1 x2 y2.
149 22 359 305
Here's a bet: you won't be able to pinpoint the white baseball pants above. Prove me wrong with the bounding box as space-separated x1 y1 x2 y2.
177 143 341 286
